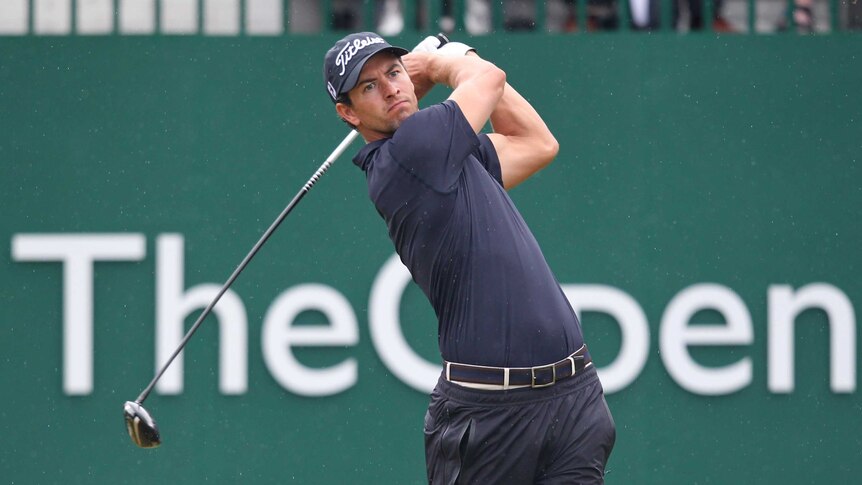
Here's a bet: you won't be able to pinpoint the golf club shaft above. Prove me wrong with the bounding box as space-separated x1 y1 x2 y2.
135 129 360 404
133 34 448 405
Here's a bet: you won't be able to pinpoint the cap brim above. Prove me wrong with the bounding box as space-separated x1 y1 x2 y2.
338 45 410 101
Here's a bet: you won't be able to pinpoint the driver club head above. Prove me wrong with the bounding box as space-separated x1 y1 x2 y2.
124 401 161 448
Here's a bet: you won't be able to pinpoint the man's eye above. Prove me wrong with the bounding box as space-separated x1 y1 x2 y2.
389 70 400 77
364 83 375 92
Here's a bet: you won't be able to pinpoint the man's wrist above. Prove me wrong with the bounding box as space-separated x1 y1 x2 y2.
437 41 476 57
412 35 445 53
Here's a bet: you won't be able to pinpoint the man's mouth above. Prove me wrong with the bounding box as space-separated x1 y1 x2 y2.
388 100 408 112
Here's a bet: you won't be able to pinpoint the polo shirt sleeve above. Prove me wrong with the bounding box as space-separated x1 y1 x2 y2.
387 99 480 192
475 133 504 187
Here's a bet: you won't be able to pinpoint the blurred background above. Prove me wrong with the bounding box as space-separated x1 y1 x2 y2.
2 1 861 483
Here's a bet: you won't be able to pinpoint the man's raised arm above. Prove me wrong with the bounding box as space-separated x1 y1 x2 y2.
402 52 506 134
404 46 557 189
486 79 560 189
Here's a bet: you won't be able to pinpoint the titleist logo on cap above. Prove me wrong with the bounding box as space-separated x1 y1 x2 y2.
336 36 385 76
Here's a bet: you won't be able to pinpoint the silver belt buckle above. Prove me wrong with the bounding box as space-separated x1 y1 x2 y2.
531 363 556 388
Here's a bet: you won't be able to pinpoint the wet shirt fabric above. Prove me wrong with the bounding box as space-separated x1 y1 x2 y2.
353 100 584 367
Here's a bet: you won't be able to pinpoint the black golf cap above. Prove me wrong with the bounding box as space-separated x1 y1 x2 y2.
323 32 409 103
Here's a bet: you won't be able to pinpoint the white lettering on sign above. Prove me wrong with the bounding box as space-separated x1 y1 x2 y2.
11 233 146 395
768 283 856 393
660 284 754 395
262 283 359 396
10 233 859 397
155 234 248 395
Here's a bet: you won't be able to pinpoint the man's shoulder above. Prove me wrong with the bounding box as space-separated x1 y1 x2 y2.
394 100 472 148
399 100 458 130
352 139 386 171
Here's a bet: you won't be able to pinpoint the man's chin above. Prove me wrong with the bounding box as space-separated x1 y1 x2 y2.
394 105 418 123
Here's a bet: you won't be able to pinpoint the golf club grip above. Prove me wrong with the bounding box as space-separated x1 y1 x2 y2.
134 34 447 404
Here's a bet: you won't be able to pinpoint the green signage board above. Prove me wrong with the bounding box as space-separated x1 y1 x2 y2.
2 34 860 483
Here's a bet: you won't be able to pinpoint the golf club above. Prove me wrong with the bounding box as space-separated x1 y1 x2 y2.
124 33 450 449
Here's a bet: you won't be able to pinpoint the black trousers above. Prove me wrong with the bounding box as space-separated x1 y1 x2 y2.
424 366 616 484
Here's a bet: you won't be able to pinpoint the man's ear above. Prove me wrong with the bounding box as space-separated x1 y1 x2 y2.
335 102 360 127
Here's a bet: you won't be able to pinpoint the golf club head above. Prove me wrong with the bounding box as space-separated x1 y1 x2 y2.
124 401 161 448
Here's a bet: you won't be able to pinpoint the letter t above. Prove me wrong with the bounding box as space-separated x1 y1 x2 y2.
11 234 146 395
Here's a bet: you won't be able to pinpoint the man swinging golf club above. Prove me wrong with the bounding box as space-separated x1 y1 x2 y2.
323 33 616 483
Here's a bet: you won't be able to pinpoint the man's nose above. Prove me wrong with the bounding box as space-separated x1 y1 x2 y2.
381 78 399 97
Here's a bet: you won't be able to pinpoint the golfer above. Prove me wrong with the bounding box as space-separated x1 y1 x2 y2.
323 33 615 484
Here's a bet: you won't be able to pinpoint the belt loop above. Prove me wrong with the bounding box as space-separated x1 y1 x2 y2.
503 368 510 390
445 362 451 381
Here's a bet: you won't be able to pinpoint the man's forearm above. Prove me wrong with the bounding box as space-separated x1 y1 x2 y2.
414 52 506 134
426 54 503 91
481 70 559 188
490 82 554 143
461 50 554 149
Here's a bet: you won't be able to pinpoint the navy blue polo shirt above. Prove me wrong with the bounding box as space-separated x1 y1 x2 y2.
353 100 584 367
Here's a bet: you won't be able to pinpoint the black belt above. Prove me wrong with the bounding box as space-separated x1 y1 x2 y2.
445 345 592 389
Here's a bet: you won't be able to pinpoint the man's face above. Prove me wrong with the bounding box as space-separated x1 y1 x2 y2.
336 52 418 141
